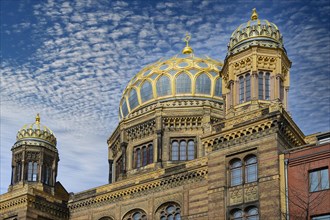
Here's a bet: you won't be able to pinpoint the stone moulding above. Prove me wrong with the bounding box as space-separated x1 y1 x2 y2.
68 164 207 212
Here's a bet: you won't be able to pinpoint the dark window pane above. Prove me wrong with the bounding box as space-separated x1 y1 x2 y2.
142 147 147 166
258 72 263 99
176 73 191 94
148 144 153 164
157 75 171 97
215 78 222 96
128 89 139 110
196 73 211 95
180 141 187 160
265 72 270 100
187 140 195 160
172 141 179 160
122 99 129 117
136 149 141 168
140 81 153 103
239 76 244 103
246 74 251 101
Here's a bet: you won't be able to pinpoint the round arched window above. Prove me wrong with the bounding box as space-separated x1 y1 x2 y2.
158 203 181 220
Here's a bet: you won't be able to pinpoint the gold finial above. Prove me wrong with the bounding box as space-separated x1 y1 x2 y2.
182 32 193 55
35 113 40 124
251 8 258 20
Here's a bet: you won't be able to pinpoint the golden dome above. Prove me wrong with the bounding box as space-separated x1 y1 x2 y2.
228 8 284 54
119 45 223 119
16 114 57 147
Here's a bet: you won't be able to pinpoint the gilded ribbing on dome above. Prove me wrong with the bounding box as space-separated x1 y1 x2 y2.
251 8 258 20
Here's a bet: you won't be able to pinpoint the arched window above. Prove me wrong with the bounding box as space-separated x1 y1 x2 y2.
258 71 270 100
136 148 141 168
148 144 153 164
195 73 211 95
27 161 38 182
157 75 171 97
15 162 22 183
187 140 195 160
123 209 147 220
171 141 179 161
140 81 153 103
230 159 242 186
142 147 147 166
239 73 251 104
215 77 222 97
43 164 52 185
128 89 139 110
231 209 243 220
157 203 181 220
245 155 257 183
179 141 187 160
279 77 284 101
115 156 123 180
246 207 259 220
99 217 113 220
122 99 129 117
134 143 153 168
176 73 191 94
171 138 196 161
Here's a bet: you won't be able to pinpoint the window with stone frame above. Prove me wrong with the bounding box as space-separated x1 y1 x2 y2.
238 73 251 104
42 163 52 185
115 156 123 180
15 162 22 183
157 202 182 220
229 154 258 186
133 142 153 169
170 138 196 161
258 71 270 100
229 206 259 220
123 209 147 220
27 161 38 182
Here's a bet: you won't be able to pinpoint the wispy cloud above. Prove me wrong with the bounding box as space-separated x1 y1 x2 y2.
1 0 329 193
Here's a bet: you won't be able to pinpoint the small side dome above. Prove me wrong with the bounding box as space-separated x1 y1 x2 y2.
16 114 57 147
228 8 284 55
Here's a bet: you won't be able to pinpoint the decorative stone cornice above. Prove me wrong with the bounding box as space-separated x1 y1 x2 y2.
68 158 207 212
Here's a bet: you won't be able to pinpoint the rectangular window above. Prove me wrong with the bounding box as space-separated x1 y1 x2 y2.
246 74 251 101
239 76 244 103
312 215 330 220
258 73 264 100
309 168 329 192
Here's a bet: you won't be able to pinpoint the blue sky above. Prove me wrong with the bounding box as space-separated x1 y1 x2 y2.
1 0 329 194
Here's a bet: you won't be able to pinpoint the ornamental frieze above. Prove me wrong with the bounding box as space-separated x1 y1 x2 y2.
125 119 156 141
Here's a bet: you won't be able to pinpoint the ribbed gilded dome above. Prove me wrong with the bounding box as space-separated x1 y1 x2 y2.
228 8 284 54
16 114 57 147
119 37 223 120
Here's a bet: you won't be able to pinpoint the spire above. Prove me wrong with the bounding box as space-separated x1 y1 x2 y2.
35 113 40 125
251 8 258 20
182 33 193 55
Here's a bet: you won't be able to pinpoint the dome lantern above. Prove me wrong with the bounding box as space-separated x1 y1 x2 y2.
182 33 194 55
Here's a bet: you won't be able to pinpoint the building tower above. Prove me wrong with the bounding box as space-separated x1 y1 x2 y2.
221 8 291 117
9 114 59 193
1 114 69 220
